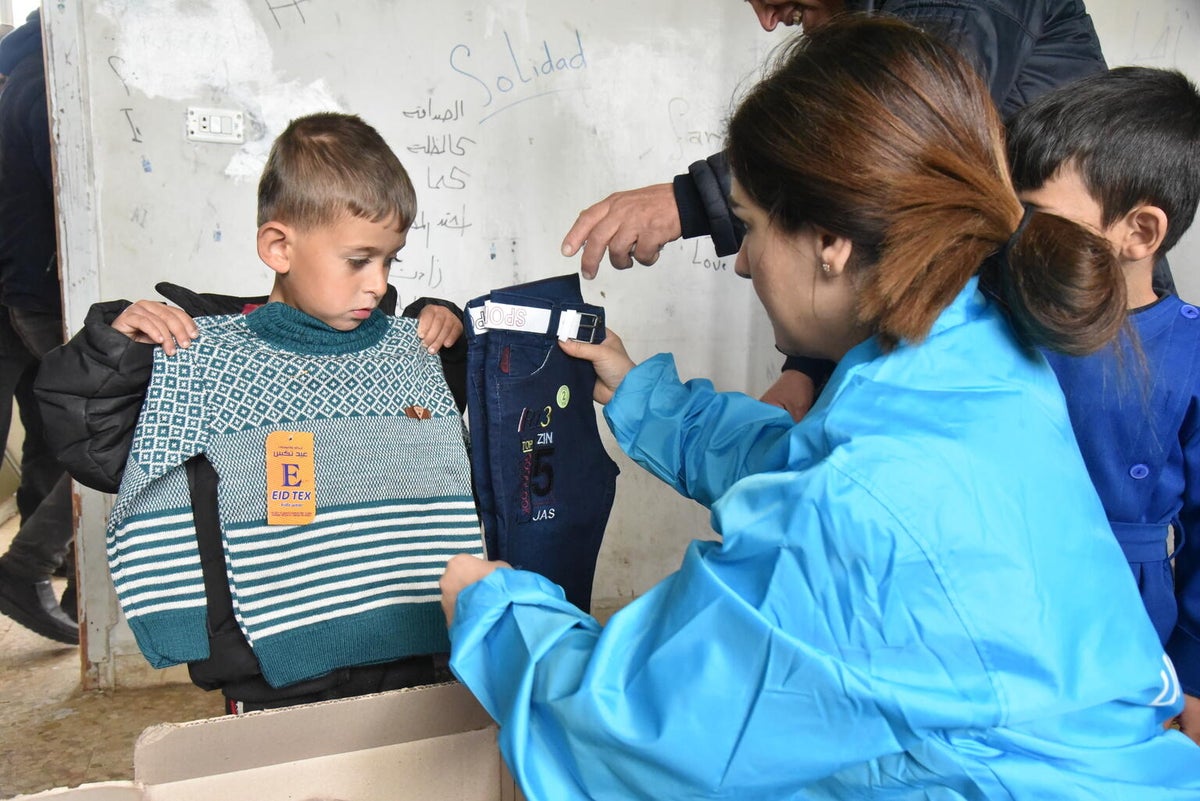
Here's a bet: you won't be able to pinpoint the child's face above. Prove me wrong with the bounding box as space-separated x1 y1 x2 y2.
274 214 407 331
1018 167 1123 254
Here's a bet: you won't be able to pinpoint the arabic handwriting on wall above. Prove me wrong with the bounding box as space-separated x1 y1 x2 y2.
410 206 473 249
402 99 466 123
406 134 477 157
392 255 444 289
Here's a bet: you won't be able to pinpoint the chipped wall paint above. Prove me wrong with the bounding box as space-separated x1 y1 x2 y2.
96 0 342 180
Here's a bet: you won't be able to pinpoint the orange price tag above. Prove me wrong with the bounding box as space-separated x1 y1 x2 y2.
265 430 316 526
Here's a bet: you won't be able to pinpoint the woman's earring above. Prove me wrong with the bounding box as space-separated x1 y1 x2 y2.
821 262 831 274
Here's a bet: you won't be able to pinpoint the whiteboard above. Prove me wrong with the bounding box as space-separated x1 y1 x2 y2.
53 1 779 642
43 0 1200 680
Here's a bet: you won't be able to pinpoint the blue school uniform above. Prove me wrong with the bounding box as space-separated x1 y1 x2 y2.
1044 293 1200 698
449 279 1200 800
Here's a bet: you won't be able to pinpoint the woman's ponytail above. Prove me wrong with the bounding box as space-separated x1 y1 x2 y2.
980 208 1126 356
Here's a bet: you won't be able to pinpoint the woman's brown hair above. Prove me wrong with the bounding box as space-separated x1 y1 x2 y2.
725 15 1124 355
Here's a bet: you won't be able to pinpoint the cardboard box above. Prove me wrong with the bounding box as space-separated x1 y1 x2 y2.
9 682 520 801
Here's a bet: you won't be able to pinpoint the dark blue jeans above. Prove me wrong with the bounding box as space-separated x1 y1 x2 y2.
465 274 619 611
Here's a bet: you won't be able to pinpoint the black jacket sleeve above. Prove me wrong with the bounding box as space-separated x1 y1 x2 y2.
878 0 1106 118
33 299 154 493
672 1 1106 261
673 151 745 258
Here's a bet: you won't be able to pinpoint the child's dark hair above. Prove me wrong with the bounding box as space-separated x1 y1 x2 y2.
257 112 417 231
1009 67 1200 255
726 15 1125 356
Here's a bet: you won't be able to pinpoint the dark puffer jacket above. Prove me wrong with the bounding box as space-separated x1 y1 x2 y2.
34 283 467 707
676 0 1116 388
676 0 1108 257
0 45 58 312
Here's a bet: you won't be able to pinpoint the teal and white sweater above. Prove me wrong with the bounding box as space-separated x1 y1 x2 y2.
107 303 483 688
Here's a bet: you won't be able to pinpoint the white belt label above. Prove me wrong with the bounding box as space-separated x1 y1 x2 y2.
471 301 552 335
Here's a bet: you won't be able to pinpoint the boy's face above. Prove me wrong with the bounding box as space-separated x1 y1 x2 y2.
271 214 407 331
1018 167 1123 254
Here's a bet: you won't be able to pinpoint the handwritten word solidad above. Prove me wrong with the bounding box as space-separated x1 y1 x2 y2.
450 29 586 108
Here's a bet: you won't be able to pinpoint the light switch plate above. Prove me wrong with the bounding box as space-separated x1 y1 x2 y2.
186 107 244 144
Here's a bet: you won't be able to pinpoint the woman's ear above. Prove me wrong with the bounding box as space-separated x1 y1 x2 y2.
1114 205 1168 264
257 221 294 276
816 228 854 277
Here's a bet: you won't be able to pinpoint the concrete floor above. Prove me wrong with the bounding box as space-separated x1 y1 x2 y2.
0 512 218 799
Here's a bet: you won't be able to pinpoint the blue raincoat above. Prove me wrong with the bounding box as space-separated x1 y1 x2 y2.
449 280 1200 799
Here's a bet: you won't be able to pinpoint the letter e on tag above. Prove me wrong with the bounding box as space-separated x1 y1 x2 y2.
266 431 316 525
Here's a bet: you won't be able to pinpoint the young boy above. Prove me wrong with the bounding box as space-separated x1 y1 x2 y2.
35 113 482 712
1008 66 1200 743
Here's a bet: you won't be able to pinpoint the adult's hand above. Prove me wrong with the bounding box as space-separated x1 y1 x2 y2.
440 554 510 626
557 329 636 404
1174 693 1200 746
760 369 816 422
111 300 200 356
561 183 681 279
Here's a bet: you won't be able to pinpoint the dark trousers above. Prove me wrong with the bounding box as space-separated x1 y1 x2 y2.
465 274 619 612
224 654 453 714
0 305 70 581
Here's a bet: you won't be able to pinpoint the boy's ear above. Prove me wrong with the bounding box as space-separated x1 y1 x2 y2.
257 221 294 276
1114 205 1169 263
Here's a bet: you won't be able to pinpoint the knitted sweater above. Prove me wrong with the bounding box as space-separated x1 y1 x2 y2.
107 303 483 688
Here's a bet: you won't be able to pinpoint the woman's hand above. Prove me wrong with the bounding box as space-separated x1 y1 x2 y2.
558 329 635 404
440 554 510 626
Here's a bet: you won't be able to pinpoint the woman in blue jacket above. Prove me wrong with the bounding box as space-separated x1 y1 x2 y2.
440 16 1200 799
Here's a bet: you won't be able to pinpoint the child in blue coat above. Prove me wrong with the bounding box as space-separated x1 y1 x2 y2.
1009 65 1200 743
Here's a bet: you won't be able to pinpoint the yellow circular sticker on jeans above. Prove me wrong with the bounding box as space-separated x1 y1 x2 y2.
557 385 570 408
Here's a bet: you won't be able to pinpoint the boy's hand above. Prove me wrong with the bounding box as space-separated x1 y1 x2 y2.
416 304 463 354
112 300 200 356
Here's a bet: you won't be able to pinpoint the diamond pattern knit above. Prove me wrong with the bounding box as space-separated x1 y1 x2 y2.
107 304 482 687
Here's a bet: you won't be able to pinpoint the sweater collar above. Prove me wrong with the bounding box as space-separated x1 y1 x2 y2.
244 302 388 355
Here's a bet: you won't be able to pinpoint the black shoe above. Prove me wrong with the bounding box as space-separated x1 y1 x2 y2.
0 564 79 645
60 578 78 624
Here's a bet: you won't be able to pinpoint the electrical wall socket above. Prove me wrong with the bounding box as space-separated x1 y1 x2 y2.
186 107 244 144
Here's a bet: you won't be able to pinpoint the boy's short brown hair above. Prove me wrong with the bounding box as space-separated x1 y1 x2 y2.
257 112 417 231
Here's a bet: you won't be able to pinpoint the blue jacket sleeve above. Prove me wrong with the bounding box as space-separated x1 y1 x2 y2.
603 353 798 508
448 464 1004 799
1167 402 1200 696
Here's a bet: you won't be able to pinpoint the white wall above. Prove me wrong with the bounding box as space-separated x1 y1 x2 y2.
46 0 778 687
42 0 1200 687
